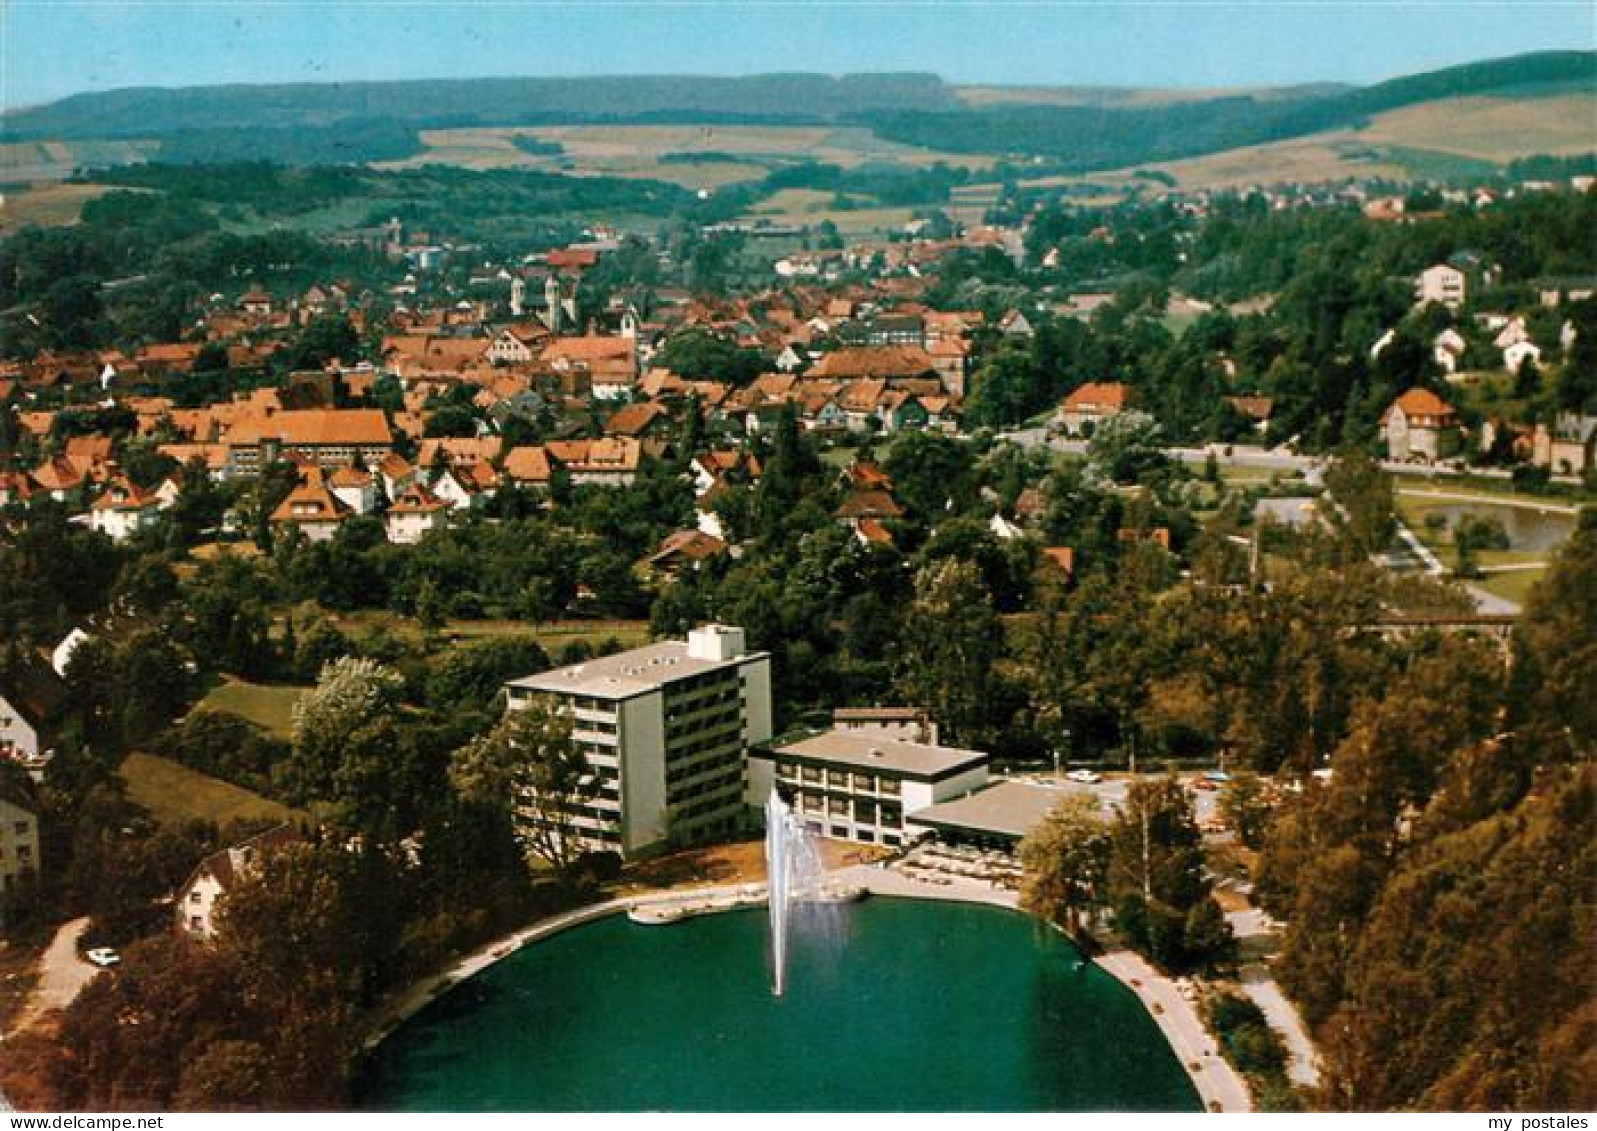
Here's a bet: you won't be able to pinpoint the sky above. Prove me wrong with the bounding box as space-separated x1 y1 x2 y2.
2 1 1594 110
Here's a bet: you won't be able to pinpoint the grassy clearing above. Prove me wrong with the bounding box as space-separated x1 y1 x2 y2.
196 679 309 740
1111 91 1595 190
1475 568 1547 607
1356 93 1597 162
118 752 297 829
0 183 136 233
741 188 918 235
385 123 992 189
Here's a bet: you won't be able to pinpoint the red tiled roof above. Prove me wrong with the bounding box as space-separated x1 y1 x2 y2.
1062 381 1129 412
229 409 392 448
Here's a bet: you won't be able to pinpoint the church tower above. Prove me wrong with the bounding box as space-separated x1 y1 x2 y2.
545 276 563 334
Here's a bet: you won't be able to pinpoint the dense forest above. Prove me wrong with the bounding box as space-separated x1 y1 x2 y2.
1256 516 1596 1110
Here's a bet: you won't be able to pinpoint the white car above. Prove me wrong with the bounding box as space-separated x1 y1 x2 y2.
1065 769 1102 784
85 947 120 968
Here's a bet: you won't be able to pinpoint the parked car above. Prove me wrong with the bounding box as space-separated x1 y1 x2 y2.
85 948 120 968
1066 769 1102 784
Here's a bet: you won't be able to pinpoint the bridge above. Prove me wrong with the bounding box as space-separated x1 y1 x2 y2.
1355 612 1518 642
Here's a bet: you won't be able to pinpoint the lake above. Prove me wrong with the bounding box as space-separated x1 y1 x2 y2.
361 898 1203 1112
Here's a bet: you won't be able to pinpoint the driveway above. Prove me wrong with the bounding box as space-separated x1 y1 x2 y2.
10 918 98 1032
1224 908 1321 1089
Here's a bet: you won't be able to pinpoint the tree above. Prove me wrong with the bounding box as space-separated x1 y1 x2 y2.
285 313 360 371
894 559 1001 745
1107 775 1233 972
653 327 767 385
1323 449 1395 560
1018 793 1110 935
1220 771 1274 849
883 431 977 521
287 657 420 839
448 696 598 880
1509 512 1596 752
1088 410 1170 484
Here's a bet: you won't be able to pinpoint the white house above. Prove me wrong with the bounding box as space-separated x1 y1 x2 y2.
88 477 164 542
1415 263 1467 308
1493 317 1529 350
176 826 301 940
385 483 450 544
427 466 478 512
1503 341 1543 374
327 466 378 516
1382 388 1462 462
1433 328 1467 375
0 774 41 899
988 512 1024 541
0 654 68 777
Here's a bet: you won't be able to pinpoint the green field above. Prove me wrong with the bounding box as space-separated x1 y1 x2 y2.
118 752 297 828
381 123 994 190
1105 91 1597 190
1475 567 1548 607
740 187 920 235
196 679 309 740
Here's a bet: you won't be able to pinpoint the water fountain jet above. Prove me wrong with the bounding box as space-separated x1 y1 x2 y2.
764 789 824 996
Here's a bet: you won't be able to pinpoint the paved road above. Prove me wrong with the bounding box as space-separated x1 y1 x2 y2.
12 917 96 1032
1237 965 1322 1089
1004 429 1325 475
999 430 1581 487
1095 947 1253 1112
1224 908 1322 1090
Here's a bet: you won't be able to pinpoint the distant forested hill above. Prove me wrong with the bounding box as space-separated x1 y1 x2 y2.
3 52 1591 173
861 50 1597 170
0 72 955 139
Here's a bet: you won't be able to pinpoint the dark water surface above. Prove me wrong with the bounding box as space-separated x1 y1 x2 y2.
362 898 1202 1112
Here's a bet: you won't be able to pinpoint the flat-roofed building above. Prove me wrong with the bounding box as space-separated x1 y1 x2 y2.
505 625 771 858
831 705 938 745
906 779 1072 850
748 729 989 848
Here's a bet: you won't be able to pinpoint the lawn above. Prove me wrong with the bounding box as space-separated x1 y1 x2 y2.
195 679 309 740
1475 568 1547 608
118 752 298 829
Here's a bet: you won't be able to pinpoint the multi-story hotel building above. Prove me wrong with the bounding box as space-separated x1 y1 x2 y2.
504 625 772 858
747 729 990 848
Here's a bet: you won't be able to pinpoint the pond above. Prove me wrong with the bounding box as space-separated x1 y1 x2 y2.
361 899 1202 1112
1416 500 1575 553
